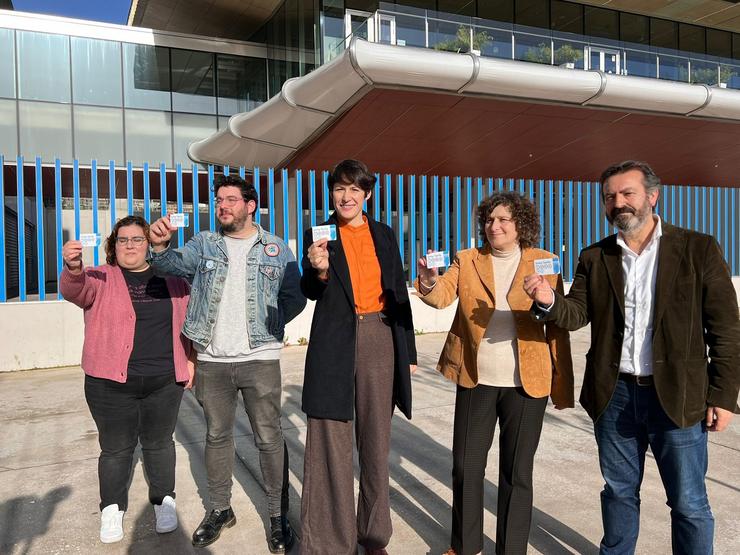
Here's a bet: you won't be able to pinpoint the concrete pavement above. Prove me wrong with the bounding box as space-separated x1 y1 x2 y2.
1 328 738 554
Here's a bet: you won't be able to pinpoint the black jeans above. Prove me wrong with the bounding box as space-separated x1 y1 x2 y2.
84 373 184 511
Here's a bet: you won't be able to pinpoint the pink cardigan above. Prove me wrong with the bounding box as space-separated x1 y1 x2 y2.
60 264 192 383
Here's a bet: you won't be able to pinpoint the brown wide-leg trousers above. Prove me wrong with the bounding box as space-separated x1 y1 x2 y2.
301 313 395 555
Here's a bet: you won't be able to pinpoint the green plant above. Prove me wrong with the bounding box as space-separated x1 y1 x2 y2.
554 44 583 65
414 328 425 336
522 43 583 65
434 26 490 54
297 337 308 346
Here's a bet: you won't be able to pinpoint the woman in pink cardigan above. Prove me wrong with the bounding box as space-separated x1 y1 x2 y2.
60 215 193 544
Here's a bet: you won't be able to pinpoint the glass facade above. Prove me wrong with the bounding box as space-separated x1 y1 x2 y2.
0 26 268 166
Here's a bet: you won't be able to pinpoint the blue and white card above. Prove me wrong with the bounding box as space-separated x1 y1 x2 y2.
425 251 450 269
312 224 337 242
80 233 101 247
534 257 561 275
169 213 189 228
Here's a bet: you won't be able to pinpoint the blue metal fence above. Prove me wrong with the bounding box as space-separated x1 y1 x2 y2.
1 157 738 302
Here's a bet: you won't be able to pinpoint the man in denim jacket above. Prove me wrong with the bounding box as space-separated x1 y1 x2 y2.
149 174 305 553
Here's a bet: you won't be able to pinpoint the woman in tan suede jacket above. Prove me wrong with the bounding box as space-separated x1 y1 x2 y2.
416 191 573 555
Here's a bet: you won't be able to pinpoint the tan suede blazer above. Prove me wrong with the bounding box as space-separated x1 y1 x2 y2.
415 245 574 407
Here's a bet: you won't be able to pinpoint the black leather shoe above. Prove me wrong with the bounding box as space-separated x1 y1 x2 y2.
192 508 236 548
268 515 295 553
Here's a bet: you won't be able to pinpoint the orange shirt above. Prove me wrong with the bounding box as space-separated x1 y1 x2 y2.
339 217 385 314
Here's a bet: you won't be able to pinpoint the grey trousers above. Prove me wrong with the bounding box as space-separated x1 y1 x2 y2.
301 313 395 555
194 359 289 516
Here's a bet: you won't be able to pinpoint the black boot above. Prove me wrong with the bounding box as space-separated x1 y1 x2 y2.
192 508 236 548
268 515 295 553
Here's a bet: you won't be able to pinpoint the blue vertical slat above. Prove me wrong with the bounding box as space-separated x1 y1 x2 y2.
693 186 699 231
576 181 583 272
253 167 261 225
527 178 534 202
420 175 428 257
496 177 504 191
487 177 493 196
567 180 573 282
708 186 714 241
465 177 472 249
34 158 45 300
702 186 707 233
91 160 99 266
142 162 151 222
556 180 563 264
731 188 736 274
208 166 215 231
669 185 675 226
54 160 62 299
443 176 450 254
678 185 683 228
537 179 545 247
322 170 330 222
239 166 246 180
176 163 184 247
409 175 416 283
282 168 290 244
126 161 134 215
432 176 439 252
507 178 514 191
476 177 483 248
268 167 276 234
454 176 461 255
518 178 525 195
384 174 392 227
192 164 200 234
373 173 380 220
72 159 81 241
0 155 6 301
108 161 116 229
16 156 26 301
397 175 405 261
309 170 317 227
223 166 230 176
159 163 167 218
547 180 554 252
585 181 592 246
296 169 303 266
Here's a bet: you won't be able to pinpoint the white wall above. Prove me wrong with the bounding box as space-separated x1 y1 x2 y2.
1 278 738 372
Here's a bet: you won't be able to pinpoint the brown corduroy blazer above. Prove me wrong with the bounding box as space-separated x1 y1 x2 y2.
415 245 574 407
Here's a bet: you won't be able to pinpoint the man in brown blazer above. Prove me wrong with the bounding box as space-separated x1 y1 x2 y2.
524 160 740 555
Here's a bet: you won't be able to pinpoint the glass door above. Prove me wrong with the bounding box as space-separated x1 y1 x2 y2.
376 13 396 45
589 47 621 74
345 10 375 42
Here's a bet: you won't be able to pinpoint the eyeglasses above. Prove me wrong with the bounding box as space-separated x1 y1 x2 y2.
215 196 244 207
116 236 147 245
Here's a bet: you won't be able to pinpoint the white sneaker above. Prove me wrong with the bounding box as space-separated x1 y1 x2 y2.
154 495 178 533
100 504 124 543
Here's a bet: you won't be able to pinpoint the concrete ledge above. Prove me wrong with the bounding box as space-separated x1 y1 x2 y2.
1 277 738 372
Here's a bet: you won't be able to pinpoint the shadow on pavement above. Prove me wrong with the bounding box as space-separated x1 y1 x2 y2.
0 486 71 555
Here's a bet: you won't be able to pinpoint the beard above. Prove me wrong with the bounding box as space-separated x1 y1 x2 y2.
219 209 248 233
607 202 652 234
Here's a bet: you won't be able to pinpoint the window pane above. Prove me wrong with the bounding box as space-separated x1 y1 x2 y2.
584 6 618 41
651 19 677 50
707 29 731 58
679 24 705 55
124 109 172 167
72 37 122 106
123 43 171 110
551 0 582 35
171 49 216 114
173 113 217 167
74 106 124 165
17 31 70 102
0 29 15 98
18 101 72 162
0 99 18 158
438 0 475 17
515 0 549 29
620 13 649 45
217 55 267 116
478 0 513 23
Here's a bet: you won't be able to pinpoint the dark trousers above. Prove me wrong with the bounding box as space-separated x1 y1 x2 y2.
301 313 395 555
194 359 289 516
451 384 547 555
84 373 184 511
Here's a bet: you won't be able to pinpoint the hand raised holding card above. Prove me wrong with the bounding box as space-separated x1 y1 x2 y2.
307 238 330 279
417 249 440 292
62 240 84 273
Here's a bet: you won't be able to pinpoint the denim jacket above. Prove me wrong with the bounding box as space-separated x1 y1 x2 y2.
150 224 306 349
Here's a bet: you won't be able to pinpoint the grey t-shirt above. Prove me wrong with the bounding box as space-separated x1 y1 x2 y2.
196 234 282 362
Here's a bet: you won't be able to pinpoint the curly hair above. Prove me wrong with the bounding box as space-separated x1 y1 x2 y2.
477 191 541 249
105 215 150 265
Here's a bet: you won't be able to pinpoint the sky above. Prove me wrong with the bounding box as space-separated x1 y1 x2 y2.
12 0 131 25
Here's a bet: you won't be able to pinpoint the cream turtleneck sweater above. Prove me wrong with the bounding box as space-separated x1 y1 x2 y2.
476 246 522 387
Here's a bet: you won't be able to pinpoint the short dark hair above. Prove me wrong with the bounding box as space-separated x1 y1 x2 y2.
213 174 258 205
105 215 149 265
477 191 541 249
328 159 376 193
600 160 660 200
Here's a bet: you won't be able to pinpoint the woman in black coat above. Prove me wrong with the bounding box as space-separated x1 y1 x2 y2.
299 159 417 555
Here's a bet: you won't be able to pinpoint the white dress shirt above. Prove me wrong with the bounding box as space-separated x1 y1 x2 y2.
617 216 662 376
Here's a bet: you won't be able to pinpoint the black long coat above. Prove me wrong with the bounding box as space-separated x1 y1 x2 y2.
536 222 740 427
300 213 417 421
